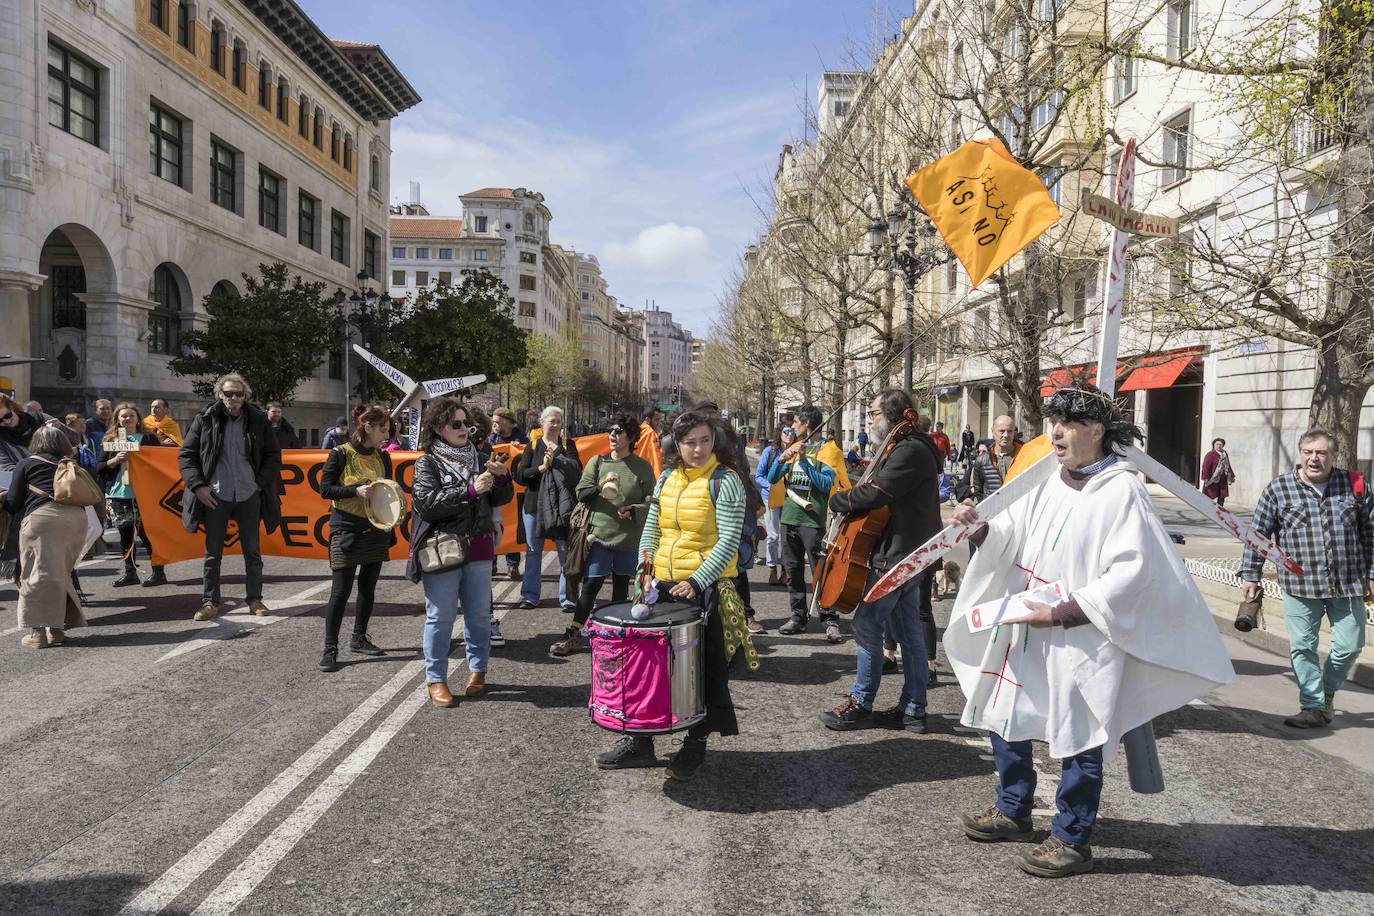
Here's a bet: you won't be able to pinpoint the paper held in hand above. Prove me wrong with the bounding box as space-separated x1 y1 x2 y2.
967 581 1066 633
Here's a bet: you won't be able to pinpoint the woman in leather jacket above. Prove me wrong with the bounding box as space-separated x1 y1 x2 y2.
408 397 513 707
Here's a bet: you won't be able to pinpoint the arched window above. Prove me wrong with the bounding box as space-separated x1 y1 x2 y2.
211 279 240 300
148 264 182 355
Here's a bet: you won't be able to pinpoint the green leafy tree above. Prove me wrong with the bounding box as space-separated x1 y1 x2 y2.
171 262 343 403
358 270 528 393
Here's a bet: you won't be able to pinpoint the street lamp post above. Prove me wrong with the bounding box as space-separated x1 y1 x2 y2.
346 270 378 416
868 201 947 393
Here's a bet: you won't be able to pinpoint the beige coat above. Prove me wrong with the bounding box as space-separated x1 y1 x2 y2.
17 501 86 630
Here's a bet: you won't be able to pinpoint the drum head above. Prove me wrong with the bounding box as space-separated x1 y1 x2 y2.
592 599 701 628
364 479 405 530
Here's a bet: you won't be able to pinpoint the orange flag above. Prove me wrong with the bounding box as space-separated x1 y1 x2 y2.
906 138 1061 288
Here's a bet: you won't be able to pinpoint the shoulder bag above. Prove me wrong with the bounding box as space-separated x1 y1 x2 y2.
31 456 105 507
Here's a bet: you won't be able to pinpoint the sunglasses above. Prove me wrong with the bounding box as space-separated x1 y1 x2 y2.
221 391 246 399
781 427 795 437
447 420 475 435
608 426 628 436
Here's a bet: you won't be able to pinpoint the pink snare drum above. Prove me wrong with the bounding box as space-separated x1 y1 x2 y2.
586 600 704 734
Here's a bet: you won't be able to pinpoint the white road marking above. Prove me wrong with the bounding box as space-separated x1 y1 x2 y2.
190 686 427 915
0 555 112 636
156 583 332 663
116 660 423 916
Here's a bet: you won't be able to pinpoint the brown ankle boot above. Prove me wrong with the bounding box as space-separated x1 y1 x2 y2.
465 671 487 696
427 681 458 708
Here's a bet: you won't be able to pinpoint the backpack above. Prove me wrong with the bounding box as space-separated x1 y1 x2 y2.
31 455 105 507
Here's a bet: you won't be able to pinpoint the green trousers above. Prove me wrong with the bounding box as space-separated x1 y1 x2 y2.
1281 593 1367 709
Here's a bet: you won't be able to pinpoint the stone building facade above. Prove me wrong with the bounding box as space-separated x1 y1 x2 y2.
0 0 418 440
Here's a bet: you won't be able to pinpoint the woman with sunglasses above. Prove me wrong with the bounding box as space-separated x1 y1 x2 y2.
101 402 167 587
550 413 655 656
408 397 513 706
317 405 394 673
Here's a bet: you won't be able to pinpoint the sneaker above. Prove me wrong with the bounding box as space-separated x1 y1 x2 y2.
488 619 506 647
825 623 843 643
349 634 386 657
561 602 578 614
961 804 1035 843
194 601 221 622
247 599 269 616
665 735 708 782
141 567 168 587
1323 692 1335 723
1284 707 1328 729
550 631 585 656
1018 836 1095 878
778 616 807 635
820 695 874 731
596 734 657 769
746 617 766 635
319 648 340 672
518 600 537 610
874 706 927 734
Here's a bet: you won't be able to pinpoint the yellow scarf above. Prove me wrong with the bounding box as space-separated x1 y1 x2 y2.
143 415 183 445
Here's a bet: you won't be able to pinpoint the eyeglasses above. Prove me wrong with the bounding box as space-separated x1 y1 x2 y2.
866 409 882 417
221 390 246 399
608 426 628 436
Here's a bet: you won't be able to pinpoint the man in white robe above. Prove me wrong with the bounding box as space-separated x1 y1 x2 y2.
946 383 1235 878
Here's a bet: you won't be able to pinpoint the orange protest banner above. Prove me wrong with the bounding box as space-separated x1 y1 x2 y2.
129 429 664 567
905 138 1061 289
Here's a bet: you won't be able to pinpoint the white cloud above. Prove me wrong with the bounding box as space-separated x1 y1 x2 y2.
602 223 713 276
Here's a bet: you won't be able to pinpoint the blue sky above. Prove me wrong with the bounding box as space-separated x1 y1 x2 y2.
307 0 912 336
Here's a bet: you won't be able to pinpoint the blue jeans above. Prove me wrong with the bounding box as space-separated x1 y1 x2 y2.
991 735 1104 846
762 506 783 568
1281 593 1366 709
849 568 927 716
520 510 569 606
422 561 493 683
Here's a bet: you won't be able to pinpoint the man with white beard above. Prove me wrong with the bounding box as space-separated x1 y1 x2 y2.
946 383 1235 878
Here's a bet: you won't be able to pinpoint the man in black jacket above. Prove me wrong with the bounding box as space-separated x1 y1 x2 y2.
819 388 941 734
265 401 300 450
178 373 282 621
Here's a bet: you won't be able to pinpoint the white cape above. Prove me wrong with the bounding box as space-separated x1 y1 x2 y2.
945 460 1235 761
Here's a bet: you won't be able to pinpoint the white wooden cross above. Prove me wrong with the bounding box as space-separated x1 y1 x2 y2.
864 138 1299 603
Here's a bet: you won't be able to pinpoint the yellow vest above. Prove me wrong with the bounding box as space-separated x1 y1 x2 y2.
652 454 738 583
332 445 386 519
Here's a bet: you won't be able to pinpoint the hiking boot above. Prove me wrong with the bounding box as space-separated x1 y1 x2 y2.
1283 707 1328 729
1018 836 1095 878
488 618 506 647
665 735 708 782
141 566 168 587
778 616 807 635
596 734 656 769
194 601 221 622
874 706 927 734
825 623 843 643
1323 692 1335 723
247 599 269 616
349 634 386 657
961 804 1035 843
112 564 140 588
746 616 766 635
820 695 873 731
319 648 340 672
20 628 48 649
550 631 585 656
46 628 65 646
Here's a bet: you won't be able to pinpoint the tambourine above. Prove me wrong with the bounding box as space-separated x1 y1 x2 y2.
363 478 406 530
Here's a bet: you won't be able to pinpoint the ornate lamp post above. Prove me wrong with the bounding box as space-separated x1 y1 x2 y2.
868 201 947 392
345 269 379 414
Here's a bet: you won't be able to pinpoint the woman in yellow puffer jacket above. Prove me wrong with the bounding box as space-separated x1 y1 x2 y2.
595 410 748 781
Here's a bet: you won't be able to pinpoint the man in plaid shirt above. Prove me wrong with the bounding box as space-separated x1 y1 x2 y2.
1241 429 1373 729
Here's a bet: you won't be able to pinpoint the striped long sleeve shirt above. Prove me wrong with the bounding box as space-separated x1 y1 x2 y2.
1240 469 1374 598
638 468 746 592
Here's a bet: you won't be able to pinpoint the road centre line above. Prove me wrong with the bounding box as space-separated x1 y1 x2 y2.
190 686 428 915
117 659 424 916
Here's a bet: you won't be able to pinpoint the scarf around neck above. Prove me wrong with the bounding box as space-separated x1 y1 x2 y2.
431 438 480 476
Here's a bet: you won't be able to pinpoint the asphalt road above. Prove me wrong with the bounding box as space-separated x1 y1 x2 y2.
1 539 1372 915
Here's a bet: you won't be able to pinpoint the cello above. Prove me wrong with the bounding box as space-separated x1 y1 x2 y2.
812 406 922 613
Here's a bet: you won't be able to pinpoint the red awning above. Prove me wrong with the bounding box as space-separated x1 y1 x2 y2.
1039 363 1097 398
1118 348 1202 392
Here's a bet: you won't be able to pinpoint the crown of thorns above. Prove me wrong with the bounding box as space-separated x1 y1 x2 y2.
1043 382 1123 425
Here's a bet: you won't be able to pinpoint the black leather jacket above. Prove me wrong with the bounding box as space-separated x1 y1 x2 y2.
407 445 513 581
